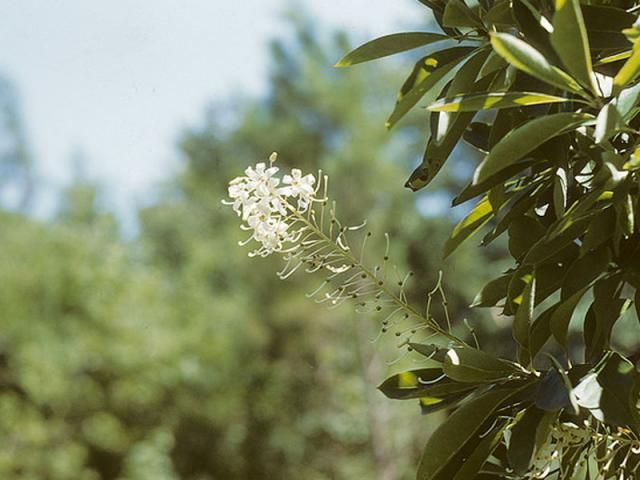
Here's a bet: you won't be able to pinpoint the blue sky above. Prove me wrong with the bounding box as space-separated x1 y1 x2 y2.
0 0 423 217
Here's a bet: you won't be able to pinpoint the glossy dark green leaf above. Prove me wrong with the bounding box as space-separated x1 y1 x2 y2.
419 391 474 414
550 0 595 92
573 353 640 432
409 343 449 362
523 215 591 265
530 305 555 359
405 53 494 191
484 0 513 27
550 287 589 348
452 420 508 480
443 0 484 29
584 276 626 361
335 32 449 67
490 33 584 94
581 4 636 33
580 208 615 255
534 368 572 411
378 368 475 400
417 386 525 480
513 273 535 365
561 247 610 300
444 347 521 383
471 274 511 308
444 196 494 258
508 215 545 260
508 406 545 475
387 47 475 129
472 113 593 186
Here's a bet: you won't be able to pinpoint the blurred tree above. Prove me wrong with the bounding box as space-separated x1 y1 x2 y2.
0 76 34 211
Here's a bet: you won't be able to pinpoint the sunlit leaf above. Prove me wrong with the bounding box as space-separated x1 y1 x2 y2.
443 196 494 258
490 33 584 94
427 91 570 112
335 32 448 67
550 0 595 92
473 112 593 186
387 47 475 129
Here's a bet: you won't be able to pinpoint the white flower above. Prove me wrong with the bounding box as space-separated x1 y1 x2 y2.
223 153 319 257
281 169 316 211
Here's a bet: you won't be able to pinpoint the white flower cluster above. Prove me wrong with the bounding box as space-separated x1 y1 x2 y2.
223 153 317 257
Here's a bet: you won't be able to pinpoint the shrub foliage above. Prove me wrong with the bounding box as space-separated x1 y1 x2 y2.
338 0 640 478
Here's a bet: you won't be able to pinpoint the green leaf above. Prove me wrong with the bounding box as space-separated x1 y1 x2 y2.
335 32 448 67
613 46 640 92
452 420 508 480
584 276 625 361
405 54 494 191
427 91 571 112
580 207 615 255
409 343 449 362
471 274 511 308
530 305 554 359
490 32 584 94
534 369 572 412
615 81 640 119
553 167 568 217
484 0 514 28
444 196 494 258
443 347 521 383
508 406 545 475
581 4 636 33
561 247 610 300
549 287 589 348
443 0 484 29
417 386 526 480
594 101 625 144
419 391 474 414
513 273 535 366
387 47 475 129
473 112 593 186
550 0 595 92
573 353 640 432
379 368 477 400
508 215 545 260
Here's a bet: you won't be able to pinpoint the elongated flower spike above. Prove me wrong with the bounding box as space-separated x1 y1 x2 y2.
223 153 469 348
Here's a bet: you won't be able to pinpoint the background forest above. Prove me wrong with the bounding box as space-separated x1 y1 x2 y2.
0 14 513 480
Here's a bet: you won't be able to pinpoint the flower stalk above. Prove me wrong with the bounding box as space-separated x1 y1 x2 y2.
223 153 469 348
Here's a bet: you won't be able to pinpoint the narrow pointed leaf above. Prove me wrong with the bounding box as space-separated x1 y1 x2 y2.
550 0 595 92
444 196 494 258
428 91 571 112
444 347 521 383
335 32 448 67
387 47 474 129
417 386 526 480
613 46 640 92
490 32 584 94
471 274 511 308
549 287 589 348
473 113 593 185
443 0 484 29
513 274 535 365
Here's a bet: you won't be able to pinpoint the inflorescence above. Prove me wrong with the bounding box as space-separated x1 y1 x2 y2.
222 152 469 348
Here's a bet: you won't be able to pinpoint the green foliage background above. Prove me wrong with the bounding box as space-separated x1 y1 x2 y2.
0 17 506 480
